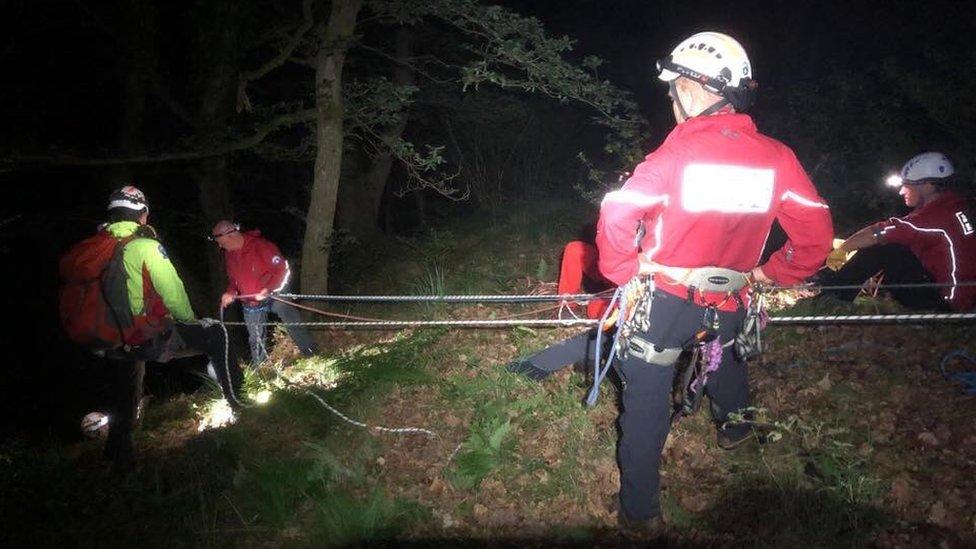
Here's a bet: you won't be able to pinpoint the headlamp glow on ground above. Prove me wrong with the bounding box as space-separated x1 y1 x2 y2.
885 174 903 188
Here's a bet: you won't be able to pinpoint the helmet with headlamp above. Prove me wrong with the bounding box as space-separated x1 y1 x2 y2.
885 152 954 188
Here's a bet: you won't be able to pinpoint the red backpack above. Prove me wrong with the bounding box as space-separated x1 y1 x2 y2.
59 231 142 349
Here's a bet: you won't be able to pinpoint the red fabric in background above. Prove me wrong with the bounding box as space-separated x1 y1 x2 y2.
558 240 612 318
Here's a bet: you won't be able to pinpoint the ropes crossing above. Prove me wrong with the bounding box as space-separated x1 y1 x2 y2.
217 280 976 437
223 279 976 328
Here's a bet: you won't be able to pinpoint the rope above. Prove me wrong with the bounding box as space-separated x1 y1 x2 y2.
767 312 976 325
272 280 976 304
772 280 976 292
219 303 439 438
221 319 598 329
301 385 438 437
219 311 976 329
214 318 247 409
278 292 601 303
586 288 622 407
271 294 563 323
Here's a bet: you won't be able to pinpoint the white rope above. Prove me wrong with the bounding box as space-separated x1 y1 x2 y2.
768 312 976 324
202 317 248 409
220 311 976 329
216 310 439 439
558 301 581 321
278 292 599 303
302 387 438 438
222 319 598 329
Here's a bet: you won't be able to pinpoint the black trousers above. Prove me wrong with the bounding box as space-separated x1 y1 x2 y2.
103 321 243 470
103 359 145 470
818 244 949 310
521 329 609 375
617 291 748 522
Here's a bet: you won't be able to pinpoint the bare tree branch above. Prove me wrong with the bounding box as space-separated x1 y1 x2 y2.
354 41 455 85
1 109 316 170
235 0 315 114
147 71 194 126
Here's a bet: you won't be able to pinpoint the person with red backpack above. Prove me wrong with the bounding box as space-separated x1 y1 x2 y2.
212 220 319 366
59 186 245 471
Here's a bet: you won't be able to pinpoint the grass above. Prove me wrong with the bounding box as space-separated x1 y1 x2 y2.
703 409 889 547
2 330 448 547
8 197 976 546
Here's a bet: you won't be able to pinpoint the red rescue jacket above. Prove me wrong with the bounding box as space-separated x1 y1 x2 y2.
877 191 976 311
597 113 834 308
223 231 290 305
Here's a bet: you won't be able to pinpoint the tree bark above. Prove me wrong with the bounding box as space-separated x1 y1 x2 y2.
301 0 363 295
336 26 414 243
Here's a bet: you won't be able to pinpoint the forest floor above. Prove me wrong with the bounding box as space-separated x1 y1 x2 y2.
4 200 975 547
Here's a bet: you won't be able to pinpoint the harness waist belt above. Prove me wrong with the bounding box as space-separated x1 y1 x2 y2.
649 263 750 293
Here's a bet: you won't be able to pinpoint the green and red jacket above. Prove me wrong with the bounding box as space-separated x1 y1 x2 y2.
107 221 195 326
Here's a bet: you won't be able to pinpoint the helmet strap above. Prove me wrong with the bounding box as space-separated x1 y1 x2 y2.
669 80 730 120
698 98 732 117
668 81 691 121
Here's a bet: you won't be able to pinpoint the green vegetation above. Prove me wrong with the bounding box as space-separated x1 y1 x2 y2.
5 199 975 546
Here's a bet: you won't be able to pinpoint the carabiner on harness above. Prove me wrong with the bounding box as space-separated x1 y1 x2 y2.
586 276 655 407
734 289 767 361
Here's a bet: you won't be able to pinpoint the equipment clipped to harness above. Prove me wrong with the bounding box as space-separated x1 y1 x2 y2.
734 289 768 361
615 275 655 359
586 276 655 407
694 305 720 344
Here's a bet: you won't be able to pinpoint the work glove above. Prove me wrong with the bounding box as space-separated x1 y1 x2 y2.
825 247 851 271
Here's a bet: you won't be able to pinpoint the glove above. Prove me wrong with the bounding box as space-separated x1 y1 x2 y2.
825 247 850 271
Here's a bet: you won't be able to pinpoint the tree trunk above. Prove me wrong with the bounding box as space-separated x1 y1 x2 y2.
336 26 413 243
301 0 363 295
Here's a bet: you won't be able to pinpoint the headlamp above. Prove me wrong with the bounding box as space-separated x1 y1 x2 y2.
885 174 903 188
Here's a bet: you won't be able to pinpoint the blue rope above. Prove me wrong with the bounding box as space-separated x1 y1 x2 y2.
938 350 976 395
586 287 623 407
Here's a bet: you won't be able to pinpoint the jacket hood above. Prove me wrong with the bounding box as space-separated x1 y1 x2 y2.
105 221 140 238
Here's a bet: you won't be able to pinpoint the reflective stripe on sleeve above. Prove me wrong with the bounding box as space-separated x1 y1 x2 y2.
781 190 830 209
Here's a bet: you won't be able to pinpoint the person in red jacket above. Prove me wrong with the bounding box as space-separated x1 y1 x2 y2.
212 221 319 366
819 152 976 311
558 223 613 319
596 32 833 532
507 224 615 380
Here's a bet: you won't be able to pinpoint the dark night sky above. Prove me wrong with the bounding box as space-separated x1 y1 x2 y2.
1 0 974 441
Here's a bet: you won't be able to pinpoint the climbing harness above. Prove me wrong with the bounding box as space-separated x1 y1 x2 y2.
584 266 752 408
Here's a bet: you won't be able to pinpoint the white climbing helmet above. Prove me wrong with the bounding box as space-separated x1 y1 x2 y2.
900 152 955 183
81 411 110 439
657 32 752 90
